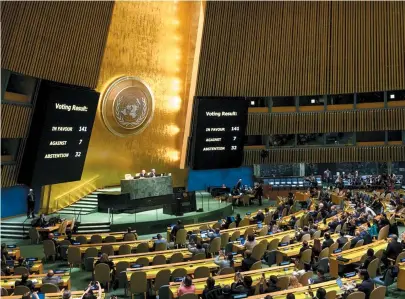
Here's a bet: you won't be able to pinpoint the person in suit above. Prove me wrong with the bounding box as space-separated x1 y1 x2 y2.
259 275 280 294
149 169 157 177
139 170 147 178
254 182 263 206
153 234 167 250
241 250 257 271
360 248 376 270
355 270 374 299
235 179 242 192
359 227 373 245
255 210 265 223
202 277 221 299
296 226 310 242
171 220 184 241
382 235 403 267
321 233 334 249
26 189 35 218
234 214 242 227
95 253 115 272
42 270 61 285
15 273 34 290
328 216 339 233
123 227 138 241
298 240 311 259
350 231 362 249
336 231 348 248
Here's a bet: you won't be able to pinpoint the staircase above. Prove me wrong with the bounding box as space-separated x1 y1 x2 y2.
1 222 30 239
77 222 111 234
57 191 101 215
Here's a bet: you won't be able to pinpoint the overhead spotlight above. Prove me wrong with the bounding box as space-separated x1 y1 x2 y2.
390 94 395 99
310 99 316 104
250 101 255 106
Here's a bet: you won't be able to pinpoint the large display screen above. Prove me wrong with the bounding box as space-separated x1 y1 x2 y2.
18 81 99 186
189 97 249 170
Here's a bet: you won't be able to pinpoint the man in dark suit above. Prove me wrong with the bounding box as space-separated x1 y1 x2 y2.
356 270 374 299
383 235 403 267
328 216 339 233
15 273 34 290
298 240 311 259
350 231 362 249
321 233 334 249
26 189 35 218
139 170 147 178
241 250 257 271
360 248 376 270
254 182 263 206
336 231 348 248
296 226 310 242
148 169 157 177
171 220 184 241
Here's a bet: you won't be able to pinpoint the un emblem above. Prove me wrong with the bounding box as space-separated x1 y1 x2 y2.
101 76 154 137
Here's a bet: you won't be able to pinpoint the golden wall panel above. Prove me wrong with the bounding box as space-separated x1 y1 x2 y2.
42 1 203 211
197 1 405 97
244 146 405 165
1 1 114 88
246 108 405 135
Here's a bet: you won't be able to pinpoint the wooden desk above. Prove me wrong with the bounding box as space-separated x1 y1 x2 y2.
2 291 105 299
329 240 388 278
55 231 130 242
278 211 305 226
317 213 343 231
398 262 405 291
69 240 153 254
7 248 20 260
331 193 345 205
36 220 73 233
247 277 361 299
295 192 310 202
8 260 43 274
99 248 192 266
232 230 296 252
278 233 342 257
168 264 296 297
0 273 71 291
125 255 243 280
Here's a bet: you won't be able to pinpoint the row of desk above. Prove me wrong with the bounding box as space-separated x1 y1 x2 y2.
0 273 71 291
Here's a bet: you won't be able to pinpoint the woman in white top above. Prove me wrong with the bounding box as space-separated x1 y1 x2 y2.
244 234 257 251
214 251 234 269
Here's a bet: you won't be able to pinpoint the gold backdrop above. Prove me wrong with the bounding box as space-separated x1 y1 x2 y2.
41 1 203 212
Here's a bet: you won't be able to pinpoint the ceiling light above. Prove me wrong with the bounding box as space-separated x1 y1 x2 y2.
390 94 395 99
310 99 316 104
250 101 255 106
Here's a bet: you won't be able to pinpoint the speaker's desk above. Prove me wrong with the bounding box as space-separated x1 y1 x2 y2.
121 176 173 200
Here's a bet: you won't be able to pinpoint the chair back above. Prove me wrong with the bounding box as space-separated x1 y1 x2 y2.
13 267 29 275
250 261 262 270
154 269 171 291
251 243 266 260
335 224 342 234
130 271 147 294
230 231 240 242
342 241 351 251
116 261 130 274
94 263 111 284
244 227 255 238
43 240 56 257
1 287 8 296
367 258 379 278
137 242 150 253
118 244 131 255
90 235 103 244
264 215 272 225
170 252 184 263
194 266 210 278
258 226 268 236
41 283 59 293
359 253 368 264
192 253 206 261
159 285 173 299
199 224 209 230
239 218 250 227
318 257 329 273
268 238 279 251
135 257 150 266
312 231 321 239
346 291 366 299
67 246 82 265
171 268 187 281
101 244 114 256
228 222 236 229
369 286 386 299
318 247 329 259
76 236 87 245
155 242 167 251
153 254 167 265
179 294 198 299
325 290 337 299
301 234 311 242
395 251 405 265
208 237 221 254
13 286 30 295
212 222 221 230
104 236 116 243
280 235 290 244
329 242 338 255
377 225 389 240
84 247 98 258
175 229 187 246
29 227 40 244
220 232 230 248
276 276 290 290
218 267 235 275
355 239 364 248
124 233 136 241
281 208 288 217
299 271 313 286
299 249 312 269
